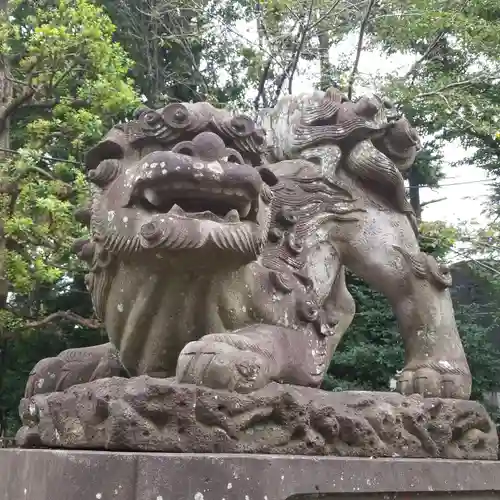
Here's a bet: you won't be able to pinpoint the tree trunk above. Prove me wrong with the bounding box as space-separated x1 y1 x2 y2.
408 167 422 221
318 27 332 90
0 0 10 308
0 0 9 437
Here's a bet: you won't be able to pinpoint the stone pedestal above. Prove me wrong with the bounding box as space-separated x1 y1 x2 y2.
17 377 498 459
2 449 500 500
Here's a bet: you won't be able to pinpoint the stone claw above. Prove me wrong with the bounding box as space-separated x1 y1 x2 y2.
24 343 124 397
396 362 472 399
176 336 274 393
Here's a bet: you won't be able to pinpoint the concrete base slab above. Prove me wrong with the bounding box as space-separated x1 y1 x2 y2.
1 449 500 500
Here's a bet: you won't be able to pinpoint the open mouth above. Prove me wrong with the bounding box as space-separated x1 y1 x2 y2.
135 181 258 223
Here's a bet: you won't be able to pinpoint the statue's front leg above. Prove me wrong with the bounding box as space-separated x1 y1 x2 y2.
341 211 471 400
389 246 472 399
176 324 325 393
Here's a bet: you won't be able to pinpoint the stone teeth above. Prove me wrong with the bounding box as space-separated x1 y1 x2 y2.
225 209 240 222
144 188 161 206
169 204 185 215
238 202 251 219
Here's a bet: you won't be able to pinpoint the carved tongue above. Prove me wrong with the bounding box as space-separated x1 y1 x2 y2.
224 209 240 223
238 202 251 219
144 188 161 207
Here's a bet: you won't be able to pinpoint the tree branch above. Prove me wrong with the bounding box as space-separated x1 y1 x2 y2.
288 0 315 95
347 0 376 100
0 87 36 134
403 31 445 80
413 79 481 99
20 98 89 110
420 197 446 208
450 248 500 278
25 310 102 330
254 58 271 112
308 0 342 31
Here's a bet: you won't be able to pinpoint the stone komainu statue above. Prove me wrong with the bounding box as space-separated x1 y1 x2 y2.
24 88 471 401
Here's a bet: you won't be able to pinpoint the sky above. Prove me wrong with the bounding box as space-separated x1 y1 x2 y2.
260 31 492 228
229 18 492 231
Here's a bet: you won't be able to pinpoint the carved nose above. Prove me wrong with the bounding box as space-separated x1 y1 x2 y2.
192 132 227 161
388 118 419 150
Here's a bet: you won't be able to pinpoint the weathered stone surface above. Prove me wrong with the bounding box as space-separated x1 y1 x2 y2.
26 89 473 404
17 376 497 459
2 449 500 500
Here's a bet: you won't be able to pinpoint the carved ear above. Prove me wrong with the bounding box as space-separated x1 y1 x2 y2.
354 96 380 119
72 238 95 263
74 206 91 227
88 159 120 187
85 127 128 170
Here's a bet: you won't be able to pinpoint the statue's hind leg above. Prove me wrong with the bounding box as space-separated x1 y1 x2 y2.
338 208 471 399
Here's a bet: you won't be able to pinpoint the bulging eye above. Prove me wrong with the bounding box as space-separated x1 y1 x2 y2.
172 141 195 156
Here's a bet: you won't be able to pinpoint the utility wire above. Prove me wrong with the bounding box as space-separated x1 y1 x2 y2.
449 247 500 277
414 179 494 189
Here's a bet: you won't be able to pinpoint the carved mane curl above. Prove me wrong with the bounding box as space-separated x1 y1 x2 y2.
258 88 421 233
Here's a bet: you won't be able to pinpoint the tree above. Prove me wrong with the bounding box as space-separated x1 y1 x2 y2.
204 0 499 216
99 0 252 107
0 0 138 435
0 0 138 319
369 0 500 217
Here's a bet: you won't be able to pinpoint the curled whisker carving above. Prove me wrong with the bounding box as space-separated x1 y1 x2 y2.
210 115 266 160
302 98 340 126
293 119 386 152
393 246 452 290
216 115 256 138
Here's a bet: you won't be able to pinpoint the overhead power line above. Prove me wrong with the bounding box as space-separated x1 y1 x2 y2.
415 179 494 189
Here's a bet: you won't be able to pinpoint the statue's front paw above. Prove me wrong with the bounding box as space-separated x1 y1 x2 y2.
176 334 274 393
396 360 472 399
